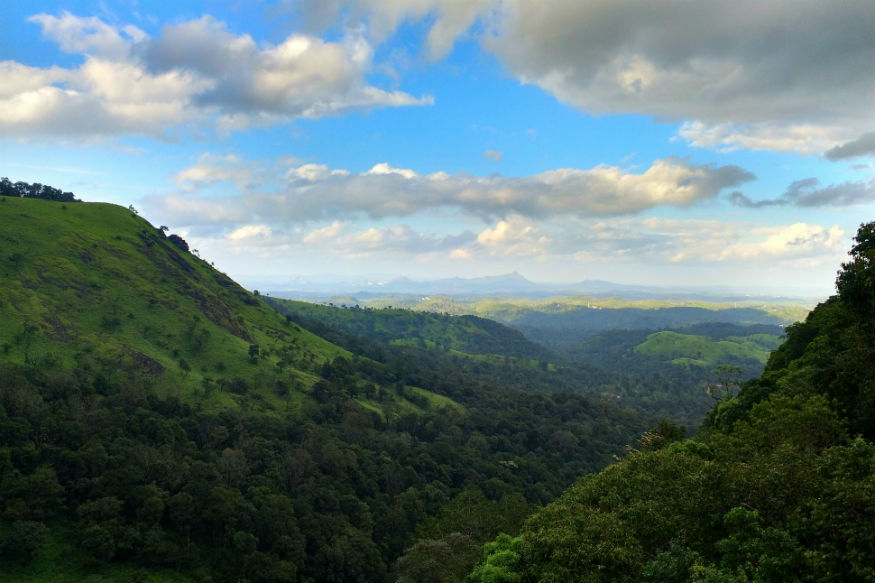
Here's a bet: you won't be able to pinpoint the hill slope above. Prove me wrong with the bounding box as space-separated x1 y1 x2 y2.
0 196 347 412
0 196 650 582
264 298 554 362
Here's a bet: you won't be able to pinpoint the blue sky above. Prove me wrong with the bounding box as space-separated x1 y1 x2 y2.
2 1 872 297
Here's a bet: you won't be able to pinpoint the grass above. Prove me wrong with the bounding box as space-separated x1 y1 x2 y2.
633 331 783 367
0 197 452 419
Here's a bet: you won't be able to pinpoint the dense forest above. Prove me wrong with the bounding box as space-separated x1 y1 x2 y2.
470 222 875 582
265 298 788 429
0 191 870 582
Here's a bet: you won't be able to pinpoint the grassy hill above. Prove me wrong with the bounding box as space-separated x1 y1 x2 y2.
633 330 783 369
0 195 651 582
0 196 352 413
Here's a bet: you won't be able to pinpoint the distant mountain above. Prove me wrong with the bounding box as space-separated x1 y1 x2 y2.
269 273 821 304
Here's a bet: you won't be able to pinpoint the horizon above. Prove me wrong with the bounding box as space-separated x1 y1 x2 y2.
249 270 829 304
1 1 872 300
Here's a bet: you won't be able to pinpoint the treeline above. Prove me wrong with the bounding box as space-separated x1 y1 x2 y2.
0 178 80 202
469 222 875 582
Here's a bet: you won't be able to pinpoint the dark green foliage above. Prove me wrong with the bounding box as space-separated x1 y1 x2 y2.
0 177 80 202
166 233 189 252
0 521 49 564
472 222 875 583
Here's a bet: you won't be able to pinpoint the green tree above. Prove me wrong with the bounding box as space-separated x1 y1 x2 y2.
469 533 523 583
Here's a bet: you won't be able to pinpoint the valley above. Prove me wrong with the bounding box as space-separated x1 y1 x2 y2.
0 194 871 582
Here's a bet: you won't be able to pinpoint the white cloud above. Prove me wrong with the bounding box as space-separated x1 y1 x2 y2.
719 223 845 261
482 1 873 153
365 162 419 179
228 224 272 241
302 221 346 244
294 0 493 60
29 12 144 60
677 121 850 156
173 153 257 190
147 155 753 224
0 12 430 140
289 164 350 182
476 215 550 256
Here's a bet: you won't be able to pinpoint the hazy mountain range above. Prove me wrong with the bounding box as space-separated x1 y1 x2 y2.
265 271 823 303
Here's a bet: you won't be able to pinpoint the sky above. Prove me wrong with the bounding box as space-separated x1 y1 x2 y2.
1 1 872 298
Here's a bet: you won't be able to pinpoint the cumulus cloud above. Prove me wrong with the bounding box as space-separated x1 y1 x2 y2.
294 0 872 155
483 1 873 153
825 132 875 161
729 178 874 208
173 153 258 190
0 11 430 140
476 215 550 255
294 222 474 258
146 155 753 225
718 223 845 261
228 224 272 241
293 0 493 60
28 12 146 59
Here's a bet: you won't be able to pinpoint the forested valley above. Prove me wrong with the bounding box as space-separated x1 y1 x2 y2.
0 190 872 582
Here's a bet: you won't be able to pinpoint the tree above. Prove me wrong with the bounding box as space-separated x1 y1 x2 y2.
469 534 524 583
167 233 189 252
836 221 874 325
0 520 49 564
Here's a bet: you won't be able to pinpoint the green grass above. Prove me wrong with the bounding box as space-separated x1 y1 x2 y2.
405 385 464 413
0 197 469 424
633 331 783 367
0 198 397 416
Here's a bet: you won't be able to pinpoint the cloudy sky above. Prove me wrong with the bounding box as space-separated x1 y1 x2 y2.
2 1 872 296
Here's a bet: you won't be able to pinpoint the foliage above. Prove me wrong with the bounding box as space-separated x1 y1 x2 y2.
0 178 80 202
470 222 875 583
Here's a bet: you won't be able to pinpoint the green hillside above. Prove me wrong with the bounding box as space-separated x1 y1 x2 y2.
633 330 782 368
0 196 347 412
265 298 554 362
0 195 651 582
468 222 875 583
